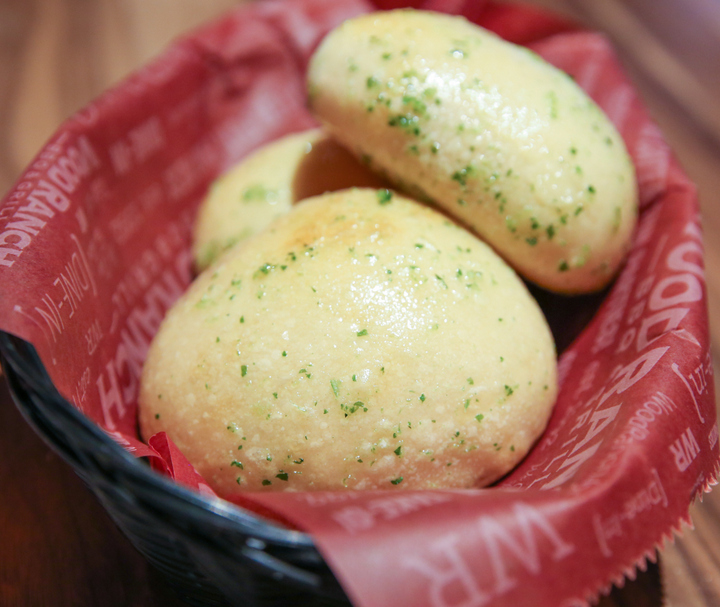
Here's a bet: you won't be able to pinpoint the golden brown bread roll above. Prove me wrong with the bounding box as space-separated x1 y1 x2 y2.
141 188 557 495
193 128 388 271
307 9 638 293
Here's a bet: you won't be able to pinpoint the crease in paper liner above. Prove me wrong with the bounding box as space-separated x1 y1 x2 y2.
0 0 717 606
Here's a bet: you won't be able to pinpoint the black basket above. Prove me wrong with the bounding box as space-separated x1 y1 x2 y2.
0 331 351 607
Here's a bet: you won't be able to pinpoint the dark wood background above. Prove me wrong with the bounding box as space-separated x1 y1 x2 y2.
0 0 718 605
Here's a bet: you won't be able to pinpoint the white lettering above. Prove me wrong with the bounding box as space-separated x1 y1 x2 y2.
636 307 689 350
570 405 620 455
600 347 669 407
480 503 574 593
405 533 490 607
95 264 187 430
542 443 600 490
404 503 574 605
648 273 702 310
671 362 706 424
670 428 700 472
667 240 704 278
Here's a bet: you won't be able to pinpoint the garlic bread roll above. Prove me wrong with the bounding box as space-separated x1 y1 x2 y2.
141 189 557 495
307 10 638 293
193 128 388 271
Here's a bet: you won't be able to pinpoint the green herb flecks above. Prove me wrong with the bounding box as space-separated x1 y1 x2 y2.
388 113 421 136
242 184 276 202
451 165 476 188
330 379 341 398
547 90 559 119
402 95 427 116
340 401 368 417
253 263 276 279
377 189 393 205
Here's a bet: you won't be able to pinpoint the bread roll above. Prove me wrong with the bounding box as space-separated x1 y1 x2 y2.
140 188 557 495
307 9 638 293
193 128 388 271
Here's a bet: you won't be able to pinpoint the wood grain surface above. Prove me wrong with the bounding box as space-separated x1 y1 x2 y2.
0 0 718 605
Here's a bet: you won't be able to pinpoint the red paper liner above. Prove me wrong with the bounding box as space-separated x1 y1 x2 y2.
0 0 716 606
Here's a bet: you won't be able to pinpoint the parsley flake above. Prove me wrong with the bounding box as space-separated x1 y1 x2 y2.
330 379 341 397
377 189 393 205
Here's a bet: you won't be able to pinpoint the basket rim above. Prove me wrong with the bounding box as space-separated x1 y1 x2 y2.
0 330 317 549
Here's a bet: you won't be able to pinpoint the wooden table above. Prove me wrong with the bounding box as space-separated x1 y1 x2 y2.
0 0 718 605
